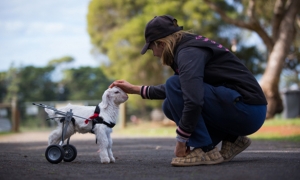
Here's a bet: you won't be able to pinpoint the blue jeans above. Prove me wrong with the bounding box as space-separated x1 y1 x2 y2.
162 75 266 148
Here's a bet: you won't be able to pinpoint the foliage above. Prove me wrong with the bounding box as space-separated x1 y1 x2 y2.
234 0 300 81
0 65 57 128
0 72 8 102
17 66 57 102
0 63 111 103
47 56 74 67
61 66 112 100
233 45 266 75
3 67 21 103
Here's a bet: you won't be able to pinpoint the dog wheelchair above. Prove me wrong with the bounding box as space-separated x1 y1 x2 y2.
33 103 87 164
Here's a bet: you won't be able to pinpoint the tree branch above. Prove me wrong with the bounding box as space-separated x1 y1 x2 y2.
247 0 256 22
203 0 249 28
203 0 274 52
272 0 287 41
297 15 300 29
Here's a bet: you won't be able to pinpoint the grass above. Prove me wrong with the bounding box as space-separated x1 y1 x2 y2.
250 135 300 141
249 118 300 141
0 131 13 136
260 118 300 126
112 118 300 142
2 118 300 142
113 122 176 138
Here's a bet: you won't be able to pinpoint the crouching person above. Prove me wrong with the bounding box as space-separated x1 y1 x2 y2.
109 15 267 166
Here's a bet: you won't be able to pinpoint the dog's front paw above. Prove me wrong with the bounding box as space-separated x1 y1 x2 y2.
101 157 110 164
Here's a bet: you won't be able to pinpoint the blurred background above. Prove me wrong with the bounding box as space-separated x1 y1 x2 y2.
0 0 299 140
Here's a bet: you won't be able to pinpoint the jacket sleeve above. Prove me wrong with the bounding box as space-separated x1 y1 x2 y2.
140 84 166 99
176 47 212 141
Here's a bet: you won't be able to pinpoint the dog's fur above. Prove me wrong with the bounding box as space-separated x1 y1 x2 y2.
45 86 128 163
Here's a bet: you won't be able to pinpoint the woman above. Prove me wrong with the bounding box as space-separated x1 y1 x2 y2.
109 15 267 167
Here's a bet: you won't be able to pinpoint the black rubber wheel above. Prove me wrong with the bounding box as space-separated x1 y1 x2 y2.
62 144 77 162
45 145 64 164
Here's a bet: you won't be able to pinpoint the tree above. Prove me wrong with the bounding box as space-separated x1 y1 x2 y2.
87 0 264 113
17 66 57 102
2 67 21 132
203 0 300 118
4 67 20 103
0 72 7 102
61 67 111 100
47 56 74 67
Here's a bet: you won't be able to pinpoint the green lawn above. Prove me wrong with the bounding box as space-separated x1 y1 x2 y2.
113 119 300 142
249 118 300 141
260 118 300 126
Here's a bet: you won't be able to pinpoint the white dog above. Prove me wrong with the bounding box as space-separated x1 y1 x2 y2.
45 86 128 163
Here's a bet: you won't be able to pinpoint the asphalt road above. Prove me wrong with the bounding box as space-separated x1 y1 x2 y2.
0 133 300 180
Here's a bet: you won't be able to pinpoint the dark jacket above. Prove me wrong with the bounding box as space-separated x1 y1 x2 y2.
141 33 267 133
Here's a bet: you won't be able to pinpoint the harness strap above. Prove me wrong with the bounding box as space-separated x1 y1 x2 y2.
83 105 116 144
88 105 116 133
60 117 75 126
90 116 116 134
90 116 115 144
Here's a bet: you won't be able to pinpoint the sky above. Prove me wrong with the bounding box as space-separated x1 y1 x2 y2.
0 0 265 74
0 0 101 72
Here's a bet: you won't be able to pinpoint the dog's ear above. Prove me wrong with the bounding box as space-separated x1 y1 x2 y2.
99 90 110 109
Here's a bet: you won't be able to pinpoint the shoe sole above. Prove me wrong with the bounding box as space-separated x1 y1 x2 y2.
171 157 224 167
223 138 252 163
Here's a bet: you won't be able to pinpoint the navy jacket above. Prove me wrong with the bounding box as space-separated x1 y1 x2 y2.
141 33 267 133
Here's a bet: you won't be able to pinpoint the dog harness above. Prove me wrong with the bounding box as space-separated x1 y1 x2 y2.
85 105 116 134
84 105 116 144
59 117 76 126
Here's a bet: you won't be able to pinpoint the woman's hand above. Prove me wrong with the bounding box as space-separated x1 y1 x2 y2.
109 80 141 94
174 141 190 157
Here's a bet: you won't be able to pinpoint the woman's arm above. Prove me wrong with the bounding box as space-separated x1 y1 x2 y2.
110 80 167 99
109 80 141 94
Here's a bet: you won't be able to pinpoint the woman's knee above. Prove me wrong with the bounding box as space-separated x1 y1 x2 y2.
162 100 170 116
165 75 180 89
162 99 175 122
243 105 267 135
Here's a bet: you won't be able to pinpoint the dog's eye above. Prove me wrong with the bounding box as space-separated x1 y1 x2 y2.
114 91 119 94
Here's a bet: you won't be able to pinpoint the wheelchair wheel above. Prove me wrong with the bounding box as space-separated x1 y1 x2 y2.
45 145 65 164
62 144 77 162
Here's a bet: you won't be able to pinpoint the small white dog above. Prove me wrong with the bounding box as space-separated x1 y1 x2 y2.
45 86 128 163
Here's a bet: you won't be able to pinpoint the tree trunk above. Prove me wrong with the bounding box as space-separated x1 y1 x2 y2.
204 0 300 119
260 0 300 118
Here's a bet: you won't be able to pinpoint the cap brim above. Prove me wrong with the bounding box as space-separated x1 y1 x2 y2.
141 42 150 55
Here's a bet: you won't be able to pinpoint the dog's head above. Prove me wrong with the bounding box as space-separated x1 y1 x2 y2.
99 86 128 109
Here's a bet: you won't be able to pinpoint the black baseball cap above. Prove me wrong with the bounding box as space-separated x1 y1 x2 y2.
140 15 183 54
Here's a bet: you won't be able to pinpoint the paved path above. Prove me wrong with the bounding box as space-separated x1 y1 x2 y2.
0 132 300 180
